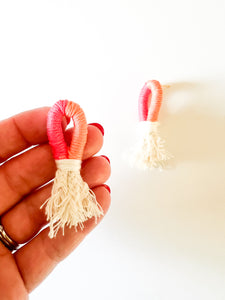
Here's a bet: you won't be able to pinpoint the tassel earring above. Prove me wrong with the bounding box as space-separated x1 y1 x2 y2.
131 80 173 170
41 100 103 238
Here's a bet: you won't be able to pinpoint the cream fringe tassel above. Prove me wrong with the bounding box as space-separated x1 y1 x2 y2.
41 159 104 238
131 121 173 170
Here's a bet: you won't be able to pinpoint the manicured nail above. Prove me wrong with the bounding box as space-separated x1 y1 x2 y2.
89 123 104 136
102 184 111 194
101 155 110 164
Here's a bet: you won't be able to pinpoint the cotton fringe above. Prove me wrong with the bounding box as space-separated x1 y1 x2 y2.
131 121 173 170
41 159 103 238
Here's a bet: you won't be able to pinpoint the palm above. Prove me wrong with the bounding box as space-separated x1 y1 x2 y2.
0 108 111 300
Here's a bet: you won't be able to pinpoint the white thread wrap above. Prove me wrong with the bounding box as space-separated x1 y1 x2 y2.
42 159 103 238
130 121 173 170
56 159 81 172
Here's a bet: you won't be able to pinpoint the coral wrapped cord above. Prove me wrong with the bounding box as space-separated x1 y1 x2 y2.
42 100 103 238
131 80 173 170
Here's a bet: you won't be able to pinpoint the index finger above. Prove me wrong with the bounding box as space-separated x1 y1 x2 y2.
0 107 50 162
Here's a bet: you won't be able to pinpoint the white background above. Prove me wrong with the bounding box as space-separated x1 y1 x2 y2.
1 0 225 299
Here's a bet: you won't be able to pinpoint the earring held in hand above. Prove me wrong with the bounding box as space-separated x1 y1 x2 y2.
41 100 103 238
131 80 173 170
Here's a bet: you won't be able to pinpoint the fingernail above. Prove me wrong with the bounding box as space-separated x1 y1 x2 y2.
102 184 111 194
89 123 104 136
101 155 110 164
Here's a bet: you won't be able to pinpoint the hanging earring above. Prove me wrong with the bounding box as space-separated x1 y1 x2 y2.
130 80 173 170
41 100 103 238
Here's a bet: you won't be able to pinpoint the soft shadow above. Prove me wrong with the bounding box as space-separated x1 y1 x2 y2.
161 81 225 164
161 109 225 164
109 80 225 270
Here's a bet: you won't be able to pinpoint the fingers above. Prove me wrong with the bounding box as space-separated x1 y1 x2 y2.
0 104 103 164
0 125 104 215
0 107 50 163
69 124 104 160
1 156 111 244
13 186 111 292
1 183 52 244
0 244 28 300
81 156 111 188
0 144 55 215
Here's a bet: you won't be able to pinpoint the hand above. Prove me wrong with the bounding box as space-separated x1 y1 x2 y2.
0 107 111 300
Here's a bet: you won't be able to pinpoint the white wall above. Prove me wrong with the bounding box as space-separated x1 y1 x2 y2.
0 1 225 299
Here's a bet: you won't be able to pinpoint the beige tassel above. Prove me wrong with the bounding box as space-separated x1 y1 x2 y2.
42 159 103 238
131 121 173 170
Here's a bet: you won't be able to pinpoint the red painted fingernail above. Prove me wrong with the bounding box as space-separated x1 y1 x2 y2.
89 123 104 136
101 155 110 164
102 184 111 194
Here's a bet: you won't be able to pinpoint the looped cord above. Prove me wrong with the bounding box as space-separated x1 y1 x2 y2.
138 80 163 122
47 100 87 160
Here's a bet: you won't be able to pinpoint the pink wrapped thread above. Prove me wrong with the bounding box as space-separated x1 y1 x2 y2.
42 100 103 238
139 80 163 122
132 80 173 169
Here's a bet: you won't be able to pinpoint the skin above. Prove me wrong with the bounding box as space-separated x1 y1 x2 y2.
0 107 111 300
